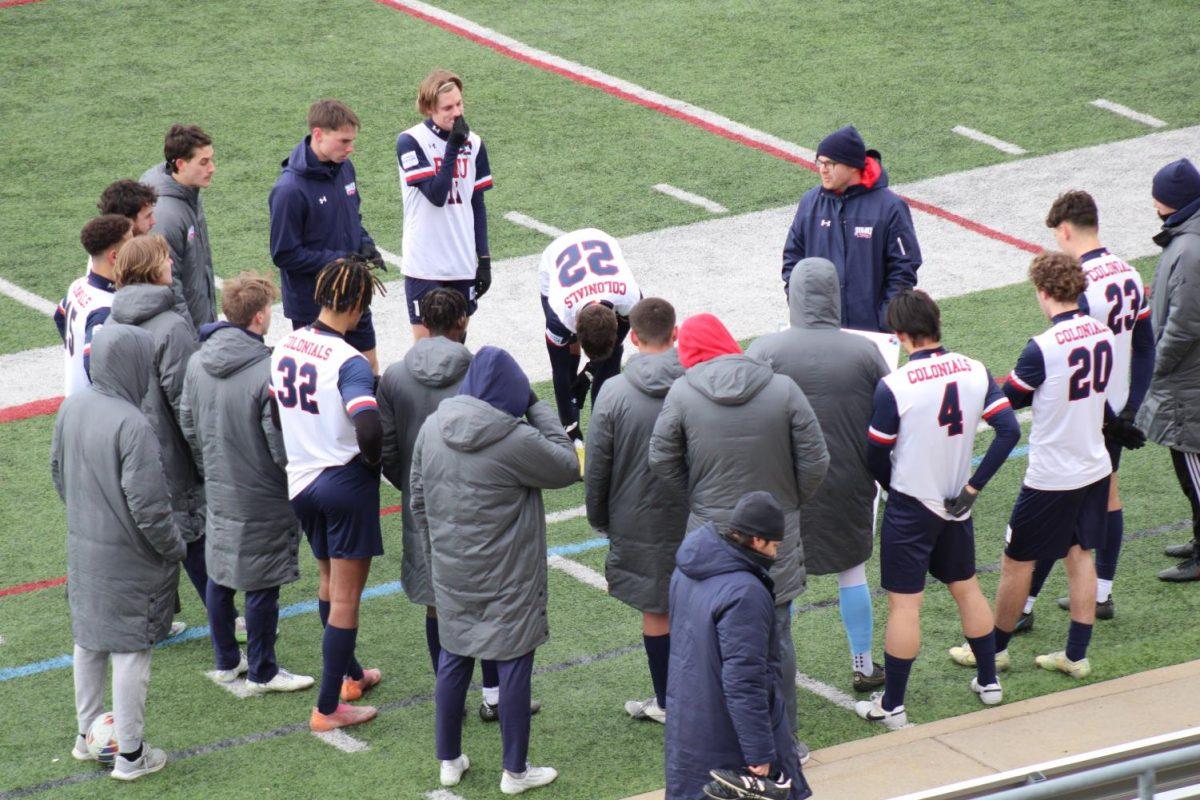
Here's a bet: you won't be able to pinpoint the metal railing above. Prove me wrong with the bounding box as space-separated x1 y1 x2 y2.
980 742 1200 799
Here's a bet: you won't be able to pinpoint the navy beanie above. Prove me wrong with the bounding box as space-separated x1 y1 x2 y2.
729 491 784 542
1152 158 1200 211
817 125 867 170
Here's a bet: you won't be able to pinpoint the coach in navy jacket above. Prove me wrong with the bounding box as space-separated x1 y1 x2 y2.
782 126 921 332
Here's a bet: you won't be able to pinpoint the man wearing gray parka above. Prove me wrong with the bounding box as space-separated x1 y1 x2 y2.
411 347 578 792
52 323 184 779
747 258 889 691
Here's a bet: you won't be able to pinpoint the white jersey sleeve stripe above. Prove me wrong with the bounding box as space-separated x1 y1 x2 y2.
404 168 436 184
474 175 493 189
345 396 378 415
1007 372 1035 392
982 397 1012 419
868 426 898 444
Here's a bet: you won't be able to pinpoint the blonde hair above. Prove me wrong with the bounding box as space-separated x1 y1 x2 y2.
114 234 170 288
417 69 463 116
221 272 278 327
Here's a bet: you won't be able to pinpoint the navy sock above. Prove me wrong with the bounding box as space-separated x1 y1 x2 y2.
318 599 330 627
1095 509 1123 582
881 652 915 711
318 625 358 714
119 744 144 762
994 626 1013 653
966 632 997 685
1028 558 1054 599
481 659 499 691
318 600 363 681
1066 620 1093 662
425 615 441 675
643 634 670 709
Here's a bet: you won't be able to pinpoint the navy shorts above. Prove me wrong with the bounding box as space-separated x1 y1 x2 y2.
404 277 477 325
1004 475 1110 562
290 459 383 560
291 312 376 353
880 491 976 593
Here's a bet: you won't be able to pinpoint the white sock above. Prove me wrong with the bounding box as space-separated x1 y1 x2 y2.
852 652 873 675
482 686 499 706
1023 596 1036 615
1096 578 1113 603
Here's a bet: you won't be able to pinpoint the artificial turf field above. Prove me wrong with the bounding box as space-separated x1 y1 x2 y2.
1 1 1199 798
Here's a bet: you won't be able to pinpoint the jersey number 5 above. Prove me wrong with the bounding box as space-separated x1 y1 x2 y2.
556 239 618 287
1067 341 1113 401
938 382 964 437
276 357 320 414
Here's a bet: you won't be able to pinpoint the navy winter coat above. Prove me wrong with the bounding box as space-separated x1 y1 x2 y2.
268 137 378 324
665 524 810 800
782 156 921 331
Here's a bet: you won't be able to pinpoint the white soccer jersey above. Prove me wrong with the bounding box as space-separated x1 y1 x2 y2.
396 120 493 280
1078 248 1149 413
55 270 115 397
869 349 1010 519
270 325 378 497
1008 311 1115 491
538 228 640 334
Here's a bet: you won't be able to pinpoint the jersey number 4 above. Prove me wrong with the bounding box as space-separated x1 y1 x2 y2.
556 239 618 287
938 382 964 437
1067 341 1113 401
276 357 320 414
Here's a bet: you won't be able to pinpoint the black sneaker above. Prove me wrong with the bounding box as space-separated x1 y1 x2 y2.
1165 540 1196 559
1158 557 1200 583
1055 596 1114 619
1013 610 1034 634
479 699 542 722
852 662 885 692
707 769 792 800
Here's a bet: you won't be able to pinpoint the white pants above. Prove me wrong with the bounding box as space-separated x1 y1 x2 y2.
73 645 151 753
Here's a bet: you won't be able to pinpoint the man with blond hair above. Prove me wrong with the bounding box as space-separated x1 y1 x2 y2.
396 69 494 339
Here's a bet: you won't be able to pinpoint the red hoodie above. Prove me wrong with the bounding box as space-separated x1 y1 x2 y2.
678 313 742 369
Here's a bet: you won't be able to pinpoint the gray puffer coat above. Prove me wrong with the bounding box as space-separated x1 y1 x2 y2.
52 323 185 652
410 397 579 660
180 323 300 591
585 349 689 614
379 336 473 606
140 162 217 329
648 354 829 604
747 258 888 574
111 283 205 542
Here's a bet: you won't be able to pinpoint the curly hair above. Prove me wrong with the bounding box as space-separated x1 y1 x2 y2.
80 215 132 258
164 124 212 172
97 180 157 219
419 287 469 337
1029 251 1086 302
1045 190 1099 230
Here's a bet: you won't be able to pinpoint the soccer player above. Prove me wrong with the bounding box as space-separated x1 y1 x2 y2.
584 297 688 723
270 100 385 372
55 215 133 396
1021 191 1153 623
854 290 1019 729
953 253 1116 681
98 180 158 236
539 227 640 447
141 124 218 329
396 69 493 339
270 257 386 732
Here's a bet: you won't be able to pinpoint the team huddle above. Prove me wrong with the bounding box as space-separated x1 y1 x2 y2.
44 63 1200 800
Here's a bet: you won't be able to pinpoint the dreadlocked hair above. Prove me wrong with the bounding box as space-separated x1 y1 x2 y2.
313 256 386 313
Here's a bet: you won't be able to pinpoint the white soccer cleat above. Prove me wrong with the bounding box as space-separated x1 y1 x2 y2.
1035 651 1092 680
970 677 1003 705
854 692 908 730
71 735 94 762
212 651 249 683
168 621 187 638
247 669 314 693
440 754 469 787
501 765 558 795
624 697 666 723
949 644 1010 672
111 744 168 781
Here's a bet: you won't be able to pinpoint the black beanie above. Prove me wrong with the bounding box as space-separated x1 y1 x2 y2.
816 125 867 170
729 491 784 542
1152 158 1200 211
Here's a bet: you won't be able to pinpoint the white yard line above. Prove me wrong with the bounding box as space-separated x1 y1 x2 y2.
425 790 468 800
377 246 403 270
546 505 586 524
205 673 258 699
503 211 565 238
951 125 1027 155
794 671 857 712
547 554 608 592
1091 99 1167 128
653 183 728 214
312 729 370 753
0 277 56 316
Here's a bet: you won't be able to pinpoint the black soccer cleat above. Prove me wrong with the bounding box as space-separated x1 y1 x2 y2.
1165 540 1196 559
707 769 792 800
479 699 542 722
1012 611 1034 634
852 663 886 692
1055 596 1114 620
1158 557 1200 583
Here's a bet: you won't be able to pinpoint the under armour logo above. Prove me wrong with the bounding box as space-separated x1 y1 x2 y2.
318 196 327 205
820 219 832 227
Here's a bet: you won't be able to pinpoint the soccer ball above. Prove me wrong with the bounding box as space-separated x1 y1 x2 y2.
86 711 119 765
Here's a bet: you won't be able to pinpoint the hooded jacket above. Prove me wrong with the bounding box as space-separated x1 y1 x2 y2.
110 283 205 542
379 336 473 606
268 136 378 324
179 323 300 591
1137 200 1200 452
52 324 185 652
665 524 810 800
781 156 921 331
140 162 217 329
585 349 689 614
747 258 889 574
410 350 579 660
649 316 830 604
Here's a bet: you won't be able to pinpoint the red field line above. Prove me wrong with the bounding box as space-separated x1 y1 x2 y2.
0 396 62 423
0 0 44 8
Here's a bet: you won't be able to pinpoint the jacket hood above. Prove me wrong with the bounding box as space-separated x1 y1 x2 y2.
827 154 888 198
624 349 684 398
89 324 155 405
281 136 339 182
140 161 196 204
458 346 530 418
437 394 519 452
788 257 841 328
684 353 773 406
110 284 177 325
197 323 269 378
678 313 742 368
675 523 770 583
405 336 472 388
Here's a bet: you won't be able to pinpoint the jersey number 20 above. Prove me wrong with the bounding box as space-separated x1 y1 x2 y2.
1067 341 1113 401
276 357 320 414
556 240 618 287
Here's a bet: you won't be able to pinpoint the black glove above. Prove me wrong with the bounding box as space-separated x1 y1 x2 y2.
475 255 492 300
447 115 470 150
943 487 978 518
570 370 592 412
358 245 386 272
1105 413 1147 450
